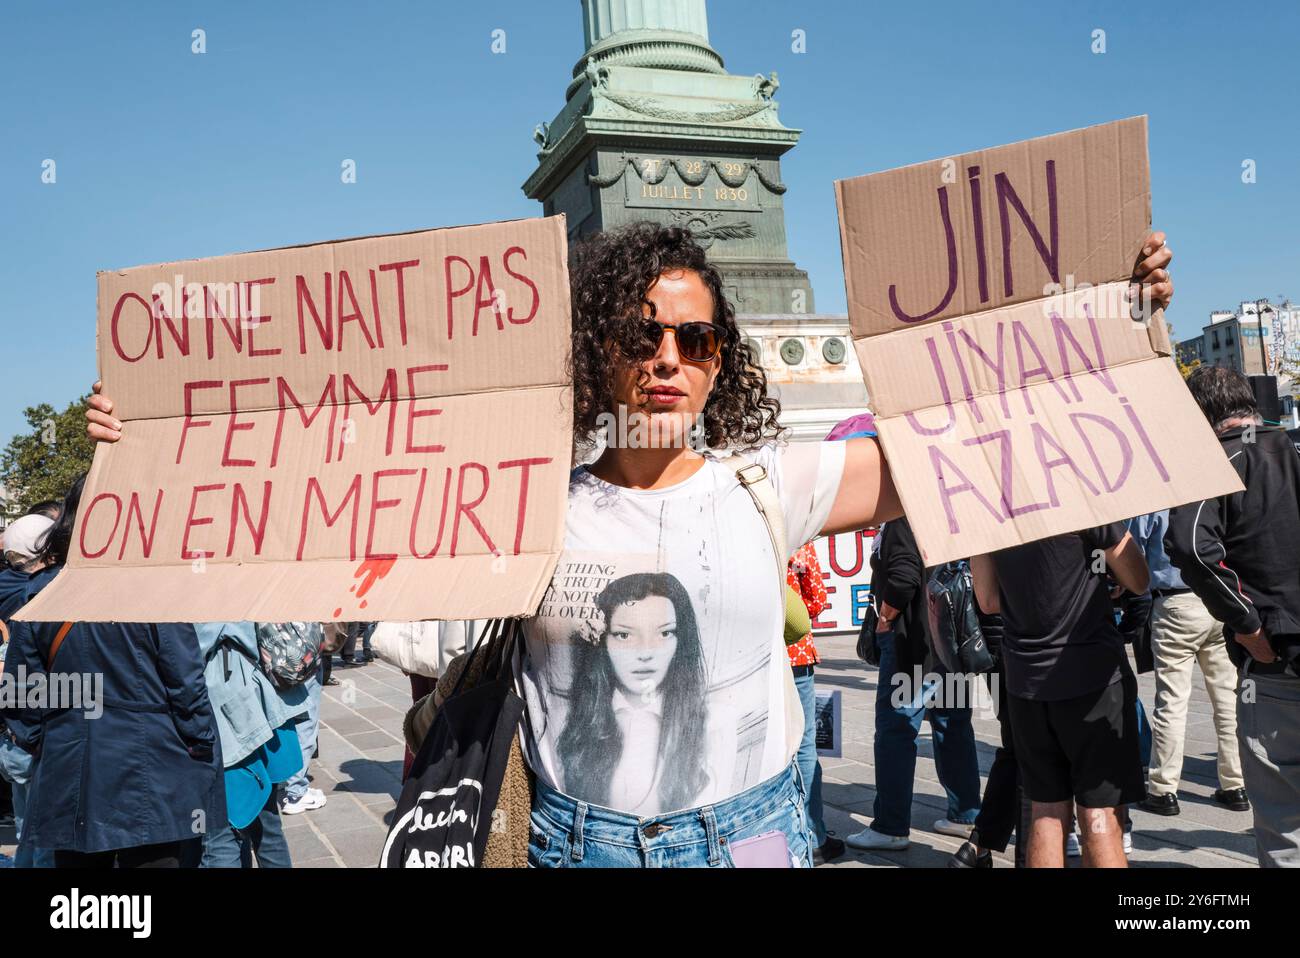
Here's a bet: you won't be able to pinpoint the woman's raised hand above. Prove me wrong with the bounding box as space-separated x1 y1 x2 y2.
86 381 122 444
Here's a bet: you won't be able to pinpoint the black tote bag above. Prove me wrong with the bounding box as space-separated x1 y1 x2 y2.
379 619 524 869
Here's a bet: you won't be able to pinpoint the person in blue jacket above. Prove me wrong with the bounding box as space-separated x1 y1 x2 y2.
0 477 225 867
197 620 307 868
0 508 61 867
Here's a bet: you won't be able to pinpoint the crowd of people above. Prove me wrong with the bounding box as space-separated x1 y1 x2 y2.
0 221 1295 869
0 510 389 867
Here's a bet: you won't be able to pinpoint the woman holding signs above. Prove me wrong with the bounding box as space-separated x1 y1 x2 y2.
87 222 1172 868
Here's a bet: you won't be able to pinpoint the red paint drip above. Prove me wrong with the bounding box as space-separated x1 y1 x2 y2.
353 556 397 600
360 599 368 609
332 607 342 618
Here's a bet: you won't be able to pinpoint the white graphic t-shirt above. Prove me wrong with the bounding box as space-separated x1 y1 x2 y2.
519 439 847 816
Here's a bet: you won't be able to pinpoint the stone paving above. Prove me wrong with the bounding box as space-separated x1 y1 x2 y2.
1 632 1257 867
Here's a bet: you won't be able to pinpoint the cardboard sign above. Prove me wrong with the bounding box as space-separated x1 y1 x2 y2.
835 117 1242 564
18 217 573 623
810 530 875 634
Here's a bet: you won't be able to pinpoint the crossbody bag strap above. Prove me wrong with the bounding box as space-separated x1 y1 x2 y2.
46 621 75 670
722 453 808 763
721 454 788 594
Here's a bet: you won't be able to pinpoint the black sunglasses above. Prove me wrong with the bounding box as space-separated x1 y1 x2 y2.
636 319 728 363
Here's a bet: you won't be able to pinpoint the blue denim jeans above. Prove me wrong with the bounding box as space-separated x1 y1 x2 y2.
529 762 814 868
793 668 827 846
201 787 292 868
284 665 323 802
870 629 981 837
0 735 54 868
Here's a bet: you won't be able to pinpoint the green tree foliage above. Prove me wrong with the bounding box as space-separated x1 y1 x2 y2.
1 395 95 517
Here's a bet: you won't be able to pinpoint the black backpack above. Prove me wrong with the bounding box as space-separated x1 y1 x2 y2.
925 562 995 675
379 619 523 869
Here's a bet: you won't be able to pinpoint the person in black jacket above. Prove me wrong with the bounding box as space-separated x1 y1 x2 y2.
0 477 225 867
845 517 981 852
1166 366 1300 867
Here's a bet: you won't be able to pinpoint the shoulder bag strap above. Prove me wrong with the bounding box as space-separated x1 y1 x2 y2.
721 454 788 594
721 453 807 762
46 621 75 670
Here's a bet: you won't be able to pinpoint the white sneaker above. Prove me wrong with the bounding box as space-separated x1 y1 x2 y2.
933 818 975 838
845 827 910 851
282 789 327 814
1066 832 1082 858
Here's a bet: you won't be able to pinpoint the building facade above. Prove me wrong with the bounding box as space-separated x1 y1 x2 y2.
1179 300 1298 380
1176 300 1299 425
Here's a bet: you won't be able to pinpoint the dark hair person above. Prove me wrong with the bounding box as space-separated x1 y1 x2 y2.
86 222 1173 868
35 473 84 568
0 475 225 868
1185 365 1263 430
569 223 781 452
1168 353 1300 867
23 500 63 521
558 573 708 812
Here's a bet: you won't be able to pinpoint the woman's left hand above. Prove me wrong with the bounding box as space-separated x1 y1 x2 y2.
1131 230 1173 311
86 380 123 443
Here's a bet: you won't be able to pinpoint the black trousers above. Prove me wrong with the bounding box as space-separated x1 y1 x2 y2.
55 837 202 869
972 659 1029 866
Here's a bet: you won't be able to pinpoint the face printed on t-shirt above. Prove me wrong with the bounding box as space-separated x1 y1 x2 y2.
605 595 679 699
518 440 848 816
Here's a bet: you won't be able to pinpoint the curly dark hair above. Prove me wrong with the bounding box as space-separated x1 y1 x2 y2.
568 222 784 450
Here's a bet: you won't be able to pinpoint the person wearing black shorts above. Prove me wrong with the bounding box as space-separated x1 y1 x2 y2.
972 524 1149 867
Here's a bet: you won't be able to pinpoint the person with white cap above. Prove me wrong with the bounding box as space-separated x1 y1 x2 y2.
1 513 55 616
0 509 57 867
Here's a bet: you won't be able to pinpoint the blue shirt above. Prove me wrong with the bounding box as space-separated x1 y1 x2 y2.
1126 511 1186 592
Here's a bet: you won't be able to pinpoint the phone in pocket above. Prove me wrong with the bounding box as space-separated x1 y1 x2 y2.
727 829 791 868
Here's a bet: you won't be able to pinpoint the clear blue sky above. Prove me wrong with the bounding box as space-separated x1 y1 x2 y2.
2 0 1296 446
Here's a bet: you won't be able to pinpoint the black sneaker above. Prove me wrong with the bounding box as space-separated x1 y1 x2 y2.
361 650 376 662
1213 787 1250 811
1138 792 1180 816
947 841 992 868
812 836 845 866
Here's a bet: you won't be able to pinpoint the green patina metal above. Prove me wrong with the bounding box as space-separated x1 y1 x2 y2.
522 0 816 316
